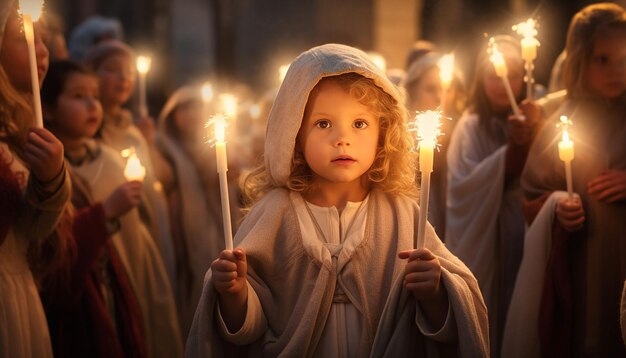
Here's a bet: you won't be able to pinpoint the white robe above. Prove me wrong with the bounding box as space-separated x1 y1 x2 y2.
70 141 183 358
0 142 71 358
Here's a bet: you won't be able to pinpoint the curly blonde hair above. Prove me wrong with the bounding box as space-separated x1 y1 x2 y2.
242 73 417 209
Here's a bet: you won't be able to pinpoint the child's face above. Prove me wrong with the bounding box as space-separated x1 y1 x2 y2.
96 53 135 107
298 79 380 188
586 31 626 99
408 67 441 112
48 73 103 140
482 57 524 113
173 100 203 139
0 12 49 92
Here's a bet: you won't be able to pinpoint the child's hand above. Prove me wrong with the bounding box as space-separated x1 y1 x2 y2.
508 101 541 146
23 128 64 182
212 248 248 297
588 170 626 204
398 248 444 302
556 197 585 232
103 181 143 219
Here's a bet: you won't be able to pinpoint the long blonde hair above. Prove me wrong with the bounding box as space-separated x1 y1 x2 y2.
243 73 417 209
0 64 35 154
563 3 626 99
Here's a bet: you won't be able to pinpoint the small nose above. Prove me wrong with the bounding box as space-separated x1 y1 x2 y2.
334 127 351 147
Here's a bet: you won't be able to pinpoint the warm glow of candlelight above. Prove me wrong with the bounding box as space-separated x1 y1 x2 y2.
219 94 238 118
367 52 387 72
124 151 146 182
438 54 455 89
489 41 508 78
201 82 214 103
278 65 290 83
19 0 44 21
411 110 443 249
513 18 540 61
214 114 226 143
249 104 261 120
558 115 575 162
136 56 152 74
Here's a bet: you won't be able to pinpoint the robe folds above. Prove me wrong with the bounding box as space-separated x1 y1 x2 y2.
186 188 489 357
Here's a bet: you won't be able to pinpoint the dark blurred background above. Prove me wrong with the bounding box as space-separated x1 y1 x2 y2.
46 0 626 108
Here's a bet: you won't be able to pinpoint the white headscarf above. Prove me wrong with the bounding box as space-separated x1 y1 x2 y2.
265 43 403 186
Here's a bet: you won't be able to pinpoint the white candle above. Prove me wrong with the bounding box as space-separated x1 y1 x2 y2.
438 53 454 112
124 151 146 182
489 42 523 119
413 111 442 249
19 0 44 128
136 55 152 118
513 19 540 100
213 115 234 251
557 116 575 200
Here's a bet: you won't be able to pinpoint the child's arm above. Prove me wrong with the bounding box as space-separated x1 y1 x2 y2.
212 248 249 332
398 248 449 330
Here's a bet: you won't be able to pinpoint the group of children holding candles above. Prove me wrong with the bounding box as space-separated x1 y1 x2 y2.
0 0 625 357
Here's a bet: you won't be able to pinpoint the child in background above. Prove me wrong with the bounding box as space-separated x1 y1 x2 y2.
40 60 148 358
445 35 541 357
41 59 183 358
0 3 71 357
186 44 488 357
518 3 626 356
82 40 177 295
156 85 241 336
403 51 467 239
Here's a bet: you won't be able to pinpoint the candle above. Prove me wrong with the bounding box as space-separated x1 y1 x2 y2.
19 0 44 128
513 19 540 100
123 149 146 181
219 94 238 119
136 55 152 118
437 53 454 112
212 115 234 251
557 115 575 200
489 40 523 119
411 110 443 249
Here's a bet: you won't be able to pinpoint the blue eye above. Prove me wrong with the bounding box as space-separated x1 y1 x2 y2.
353 120 368 129
315 120 331 129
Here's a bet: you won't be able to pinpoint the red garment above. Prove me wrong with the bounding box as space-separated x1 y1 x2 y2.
0 154 20 243
42 204 147 358
522 193 573 358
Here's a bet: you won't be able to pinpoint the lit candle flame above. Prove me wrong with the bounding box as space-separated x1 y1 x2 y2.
120 147 133 158
219 94 238 118
513 18 538 41
413 110 443 149
201 82 214 103
214 114 226 143
438 54 455 89
123 149 146 182
136 56 152 75
558 115 573 144
489 40 508 78
19 0 44 21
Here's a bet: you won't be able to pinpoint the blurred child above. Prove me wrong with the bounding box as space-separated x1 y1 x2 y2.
186 44 488 357
445 35 541 356
515 3 626 356
156 85 241 335
41 60 183 358
82 40 177 292
403 51 467 239
0 3 71 357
